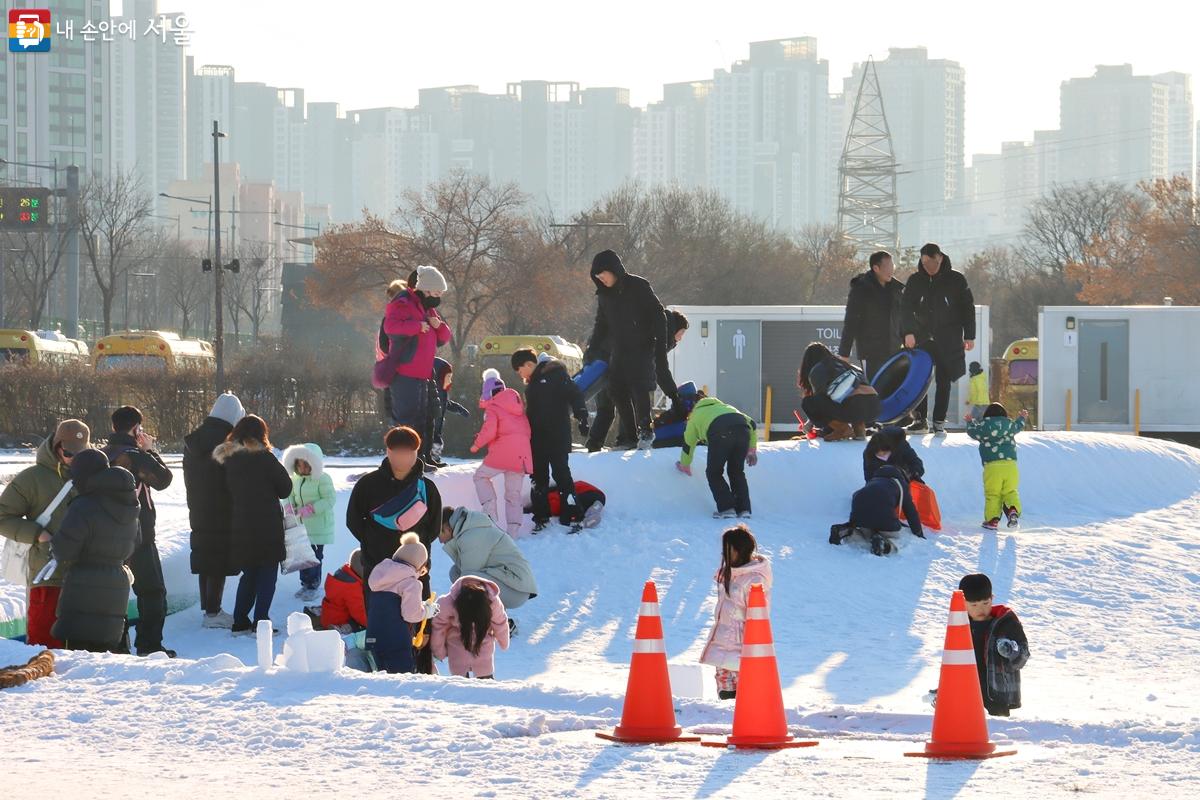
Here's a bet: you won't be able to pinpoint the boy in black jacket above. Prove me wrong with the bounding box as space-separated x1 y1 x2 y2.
960 573 1029 716
512 348 589 533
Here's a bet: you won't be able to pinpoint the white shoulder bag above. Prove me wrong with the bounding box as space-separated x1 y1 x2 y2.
0 479 73 585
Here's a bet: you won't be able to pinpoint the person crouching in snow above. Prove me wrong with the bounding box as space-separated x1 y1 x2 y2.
675 392 758 519
365 533 437 674
965 402 1029 530
319 548 367 633
471 368 532 537
431 576 510 679
959 573 1029 716
546 480 605 529
829 464 925 556
699 525 771 699
863 426 925 483
281 443 336 602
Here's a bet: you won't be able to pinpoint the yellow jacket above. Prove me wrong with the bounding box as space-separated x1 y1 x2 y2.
968 372 989 406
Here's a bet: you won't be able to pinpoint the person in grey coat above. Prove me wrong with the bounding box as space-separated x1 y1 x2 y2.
50 449 140 652
439 506 538 610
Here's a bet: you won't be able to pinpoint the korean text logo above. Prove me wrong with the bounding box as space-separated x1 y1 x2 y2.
9 9 50 52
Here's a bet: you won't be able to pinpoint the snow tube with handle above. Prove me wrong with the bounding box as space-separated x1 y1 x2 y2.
652 381 699 448
871 349 935 425
573 360 609 402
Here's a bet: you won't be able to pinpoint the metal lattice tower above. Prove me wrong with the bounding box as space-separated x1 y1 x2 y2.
837 58 899 255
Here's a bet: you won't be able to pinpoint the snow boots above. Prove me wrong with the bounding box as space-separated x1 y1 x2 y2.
1004 506 1020 528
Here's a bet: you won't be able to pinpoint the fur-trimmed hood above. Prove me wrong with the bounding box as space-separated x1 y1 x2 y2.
281 442 325 478
212 439 270 464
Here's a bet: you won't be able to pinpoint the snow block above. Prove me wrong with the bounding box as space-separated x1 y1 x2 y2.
279 613 345 673
668 662 709 699
256 620 273 668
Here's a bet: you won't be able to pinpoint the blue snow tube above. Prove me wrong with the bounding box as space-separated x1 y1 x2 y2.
652 381 698 446
872 349 935 424
573 360 609 402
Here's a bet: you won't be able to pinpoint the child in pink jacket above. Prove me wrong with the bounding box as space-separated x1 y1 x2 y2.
365 533 435 674
471 369 533 537
431 575 510 678
699 525 772 700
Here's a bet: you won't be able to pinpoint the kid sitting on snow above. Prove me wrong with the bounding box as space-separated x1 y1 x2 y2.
959 573 1029 716
431 575 510 679
829 463 925 556
318 549 367 633
365 533 438 674
965 403 1029 530
699 525 771 700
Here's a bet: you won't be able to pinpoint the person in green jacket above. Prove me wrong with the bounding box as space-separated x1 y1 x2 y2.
965 403 1029 530
439 506 537 613
676 393 759 520
0 419 88 647
281 443 336 601
966 361 990 420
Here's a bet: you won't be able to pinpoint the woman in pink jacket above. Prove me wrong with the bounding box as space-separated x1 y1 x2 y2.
471 369 533 537
431 575 510 678
377 266 453 435
699 525 772 700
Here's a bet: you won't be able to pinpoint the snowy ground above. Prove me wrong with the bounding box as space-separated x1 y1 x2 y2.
2 433 1199 798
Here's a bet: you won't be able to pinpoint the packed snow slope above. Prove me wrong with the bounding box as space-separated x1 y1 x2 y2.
2 432 1199 798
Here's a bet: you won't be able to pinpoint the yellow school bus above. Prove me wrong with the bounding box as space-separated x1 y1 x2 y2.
94 330 215 372
0 329 89 366
477 335 584 380
1002 337 1038 427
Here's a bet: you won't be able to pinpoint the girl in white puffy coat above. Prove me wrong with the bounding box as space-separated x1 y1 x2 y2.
699 525 772 700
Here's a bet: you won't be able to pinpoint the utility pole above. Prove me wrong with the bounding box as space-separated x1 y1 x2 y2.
212 120 227 389
64 165 80 339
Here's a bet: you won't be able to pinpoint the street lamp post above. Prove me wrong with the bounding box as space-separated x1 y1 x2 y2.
212 121 228 389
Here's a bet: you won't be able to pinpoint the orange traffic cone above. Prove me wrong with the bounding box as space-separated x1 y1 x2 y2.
702 583 818 750
596 581 700 744
905 590 1016 760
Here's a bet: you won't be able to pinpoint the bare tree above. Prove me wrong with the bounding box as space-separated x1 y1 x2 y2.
77 171 153 334
1019 181 1138 278
156 234 206 338
228 239 277 341
2 228 70 329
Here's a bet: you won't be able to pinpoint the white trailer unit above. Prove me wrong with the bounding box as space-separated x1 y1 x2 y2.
668 304 991 434
1038 305 1200 433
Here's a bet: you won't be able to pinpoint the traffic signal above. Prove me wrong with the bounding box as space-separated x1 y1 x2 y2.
201 258 212 272
225 258 240 273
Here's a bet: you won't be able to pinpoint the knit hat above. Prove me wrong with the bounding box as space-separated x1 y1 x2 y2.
969 361 983 376
210 392 246 426
392 532 428 570
481 368 506 401
53 419 91 452
69 447 109 489
959 573 993 602
590 249 624 278
415 265 448 294
349 548 364 578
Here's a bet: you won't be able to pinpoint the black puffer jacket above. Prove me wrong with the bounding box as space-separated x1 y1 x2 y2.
50 466 140 646
806 356 864 399
102 431 172 544
973 606 1030 716
526 357 588 455
849 464 923 536
586 257 668 391
863 425 926 483
839 270 905 361
183 417 237 576
213 440 292 570
901 261 976 381
345 457 442 585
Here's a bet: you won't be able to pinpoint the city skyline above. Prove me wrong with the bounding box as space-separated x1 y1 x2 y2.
162 0 1200 160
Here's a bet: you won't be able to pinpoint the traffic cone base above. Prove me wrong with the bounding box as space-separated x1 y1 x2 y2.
596 581 700 746
701 735 818 750
904 741 1016 760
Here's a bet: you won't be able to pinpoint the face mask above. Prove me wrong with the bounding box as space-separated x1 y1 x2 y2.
423 296 442 309
877 452 891 461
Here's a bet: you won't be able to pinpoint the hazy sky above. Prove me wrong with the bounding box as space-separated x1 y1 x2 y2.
148 0 1197 160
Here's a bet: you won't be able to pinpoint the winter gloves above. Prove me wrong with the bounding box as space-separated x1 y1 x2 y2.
996 638 1021 660
296 504 316 519
578 417 590 437
421 599 440 620
675 461 692 477
746 449 758 467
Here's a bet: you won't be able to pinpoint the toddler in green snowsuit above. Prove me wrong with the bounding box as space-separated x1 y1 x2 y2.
965 403 1029 530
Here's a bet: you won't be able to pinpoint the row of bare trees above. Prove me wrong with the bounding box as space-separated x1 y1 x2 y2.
0 171 282 342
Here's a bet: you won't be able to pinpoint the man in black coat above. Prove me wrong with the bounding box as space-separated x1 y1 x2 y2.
513 349 588 532
345 425 443 674
102 406 174 657
839 251 905 382
901 243 976 433
183 392 244 627
586 249 670 450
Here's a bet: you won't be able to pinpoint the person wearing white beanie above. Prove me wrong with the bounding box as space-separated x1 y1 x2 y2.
415 265 448 295
209 392 246 427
